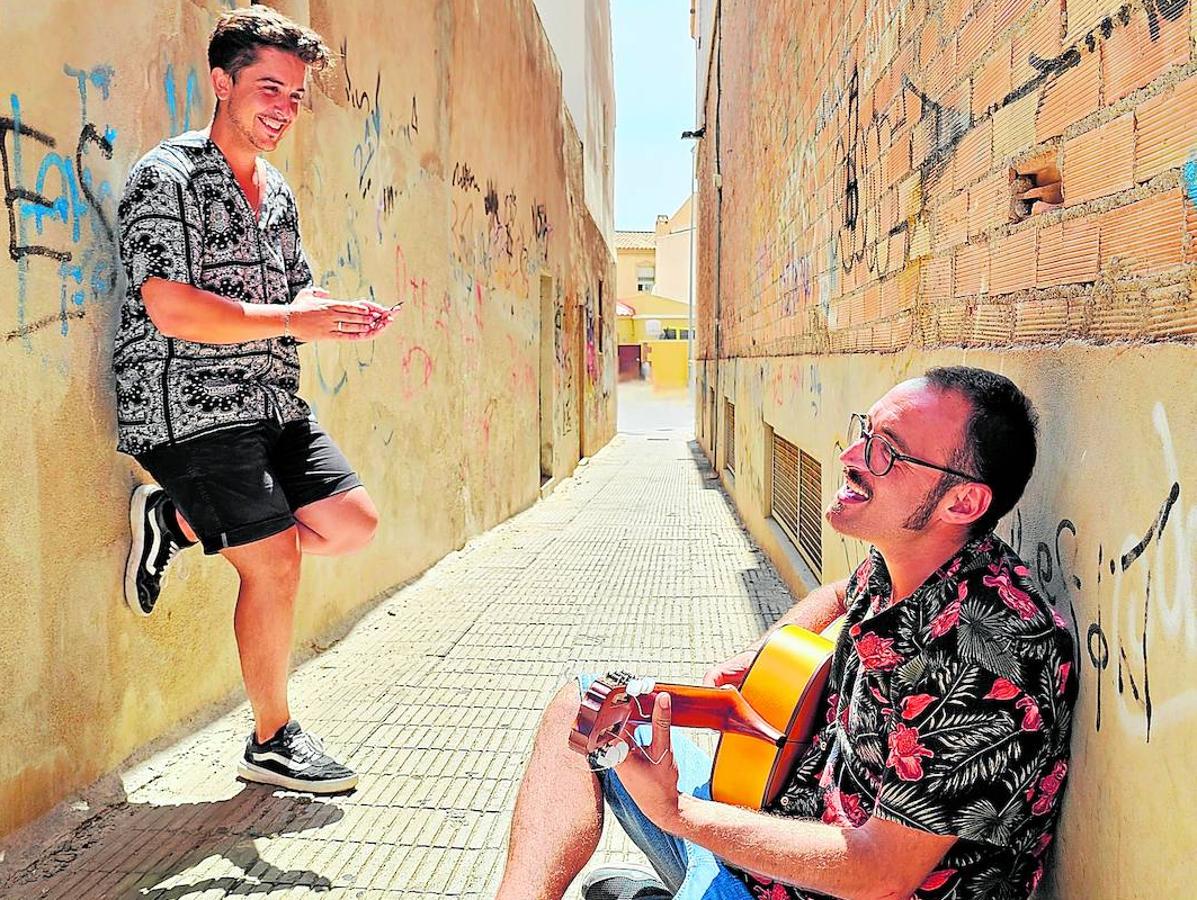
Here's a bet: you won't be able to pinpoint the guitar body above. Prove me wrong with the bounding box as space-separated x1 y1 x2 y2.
710 623 837 808
572 620 842 810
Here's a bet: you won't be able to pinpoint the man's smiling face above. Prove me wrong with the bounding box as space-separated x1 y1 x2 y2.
214 47 307 154
826 379 973 547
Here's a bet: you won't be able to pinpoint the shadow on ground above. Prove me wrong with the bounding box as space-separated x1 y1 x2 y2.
0 785 345 898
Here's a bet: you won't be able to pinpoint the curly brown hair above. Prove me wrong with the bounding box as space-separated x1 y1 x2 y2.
208 6 334 80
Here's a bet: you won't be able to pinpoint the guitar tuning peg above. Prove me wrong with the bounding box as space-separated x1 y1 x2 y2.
588 740 629 771
625 677 657 698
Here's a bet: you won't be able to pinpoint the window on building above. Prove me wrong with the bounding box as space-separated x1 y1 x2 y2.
679 329 690 339
798 449 823 577
637 264 655 292
662 327 677 340
770 431 823 579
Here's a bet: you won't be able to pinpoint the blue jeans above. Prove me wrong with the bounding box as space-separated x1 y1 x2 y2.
580 675 753 899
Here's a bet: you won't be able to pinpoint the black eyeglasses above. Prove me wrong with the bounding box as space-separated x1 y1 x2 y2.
847 413 983 483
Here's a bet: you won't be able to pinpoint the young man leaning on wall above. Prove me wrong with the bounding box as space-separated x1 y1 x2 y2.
114 7 397 794
497 367 1078 900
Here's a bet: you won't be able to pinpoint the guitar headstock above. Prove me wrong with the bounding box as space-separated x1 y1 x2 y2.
569 672 641 763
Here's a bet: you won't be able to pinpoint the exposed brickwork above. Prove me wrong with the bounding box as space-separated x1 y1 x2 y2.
973 40 1014 117
990 226 1038 293
1101 3 1190 103
1063 113 1135 205
1099 188 1186 274
1134 75 1197 182
1035 51 1103 143
1037 217 1100 286
699 0 1197 358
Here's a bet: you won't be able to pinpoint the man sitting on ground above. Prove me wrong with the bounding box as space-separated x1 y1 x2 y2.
496 366 1077 900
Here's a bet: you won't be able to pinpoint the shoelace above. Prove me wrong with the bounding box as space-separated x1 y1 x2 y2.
157 539 182 589
287 730 327 762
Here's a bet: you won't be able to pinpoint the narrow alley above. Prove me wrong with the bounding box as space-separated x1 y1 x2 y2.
0 389 797 899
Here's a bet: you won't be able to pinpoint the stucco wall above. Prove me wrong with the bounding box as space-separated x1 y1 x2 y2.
0 0 615 837
642 339 689 388
695 0 1197 895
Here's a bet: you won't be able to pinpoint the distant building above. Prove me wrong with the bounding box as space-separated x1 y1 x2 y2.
615 196 695 388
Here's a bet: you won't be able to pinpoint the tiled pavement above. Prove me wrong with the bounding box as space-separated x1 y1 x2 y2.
0 389 798 899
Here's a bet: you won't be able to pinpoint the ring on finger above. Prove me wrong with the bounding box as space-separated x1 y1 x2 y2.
335 320 343 332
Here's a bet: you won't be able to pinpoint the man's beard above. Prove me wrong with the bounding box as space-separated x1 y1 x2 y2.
227 98 273 152
902 473 957 531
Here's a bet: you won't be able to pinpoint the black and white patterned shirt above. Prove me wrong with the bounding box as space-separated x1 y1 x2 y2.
113 131 314 455
736 534 1077 900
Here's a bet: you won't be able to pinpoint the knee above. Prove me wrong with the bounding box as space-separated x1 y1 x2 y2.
545 680 584 732
355 504 380 549
330 506 379 556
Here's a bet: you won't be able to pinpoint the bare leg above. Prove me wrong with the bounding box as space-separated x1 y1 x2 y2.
172 507 199 544
495 683 606 900
172 487 378 556
292 487 379 556
221 528 303 742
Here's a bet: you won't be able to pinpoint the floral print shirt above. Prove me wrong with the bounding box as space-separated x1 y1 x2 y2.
734 534 1078 900
112 132 314 455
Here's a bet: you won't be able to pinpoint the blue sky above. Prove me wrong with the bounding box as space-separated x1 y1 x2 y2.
612 0 696 230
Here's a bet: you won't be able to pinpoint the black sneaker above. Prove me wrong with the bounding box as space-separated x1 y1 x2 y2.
580 865 672 900
124 485 192 616
237 720 358 794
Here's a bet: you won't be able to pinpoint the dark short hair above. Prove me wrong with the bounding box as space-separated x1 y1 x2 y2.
208 7 334 81
924 366 1039 537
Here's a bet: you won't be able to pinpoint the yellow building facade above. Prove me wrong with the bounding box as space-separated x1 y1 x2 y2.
0 0 616 837
615 198 695 389
616 293 692 388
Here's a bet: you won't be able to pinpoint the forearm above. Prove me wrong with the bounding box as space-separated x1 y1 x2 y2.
756 578 848 648
142 278 287 344
672 796 888 900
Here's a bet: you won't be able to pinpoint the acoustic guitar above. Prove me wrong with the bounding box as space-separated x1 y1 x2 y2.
570 622 841 809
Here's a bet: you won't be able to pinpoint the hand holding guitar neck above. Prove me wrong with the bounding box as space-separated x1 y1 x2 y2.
571 622 840 809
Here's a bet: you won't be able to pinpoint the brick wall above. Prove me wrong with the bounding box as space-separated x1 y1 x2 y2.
697 0 1197 358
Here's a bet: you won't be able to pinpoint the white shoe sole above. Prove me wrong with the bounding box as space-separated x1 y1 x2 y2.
578 863 670 899
124 485 157 616
237 759 359 794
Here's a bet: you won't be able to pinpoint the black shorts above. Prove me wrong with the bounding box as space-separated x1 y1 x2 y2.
135 418 363 555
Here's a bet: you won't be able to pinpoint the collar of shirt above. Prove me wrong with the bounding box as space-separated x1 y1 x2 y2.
849 533 1001 633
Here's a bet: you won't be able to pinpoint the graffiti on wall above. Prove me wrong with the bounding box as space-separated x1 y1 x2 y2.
1011 404 1194 744
341 37 418 243
1 63 119 347
163 63 201 135
757 0 1192 346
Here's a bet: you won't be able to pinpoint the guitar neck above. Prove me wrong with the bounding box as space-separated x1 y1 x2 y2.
627 682 785 747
